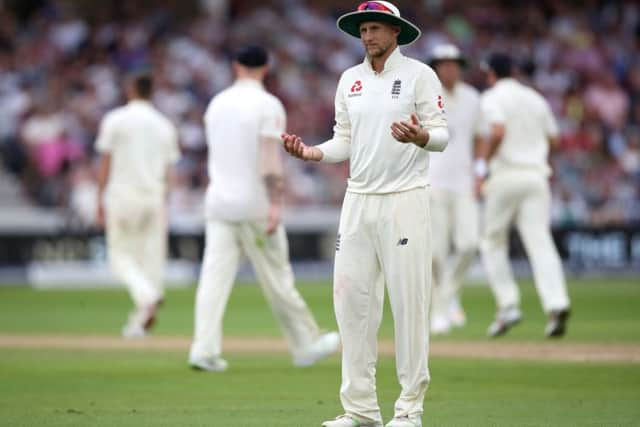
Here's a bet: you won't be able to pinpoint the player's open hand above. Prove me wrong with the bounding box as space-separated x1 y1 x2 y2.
281 133 323 161
391 114 428 147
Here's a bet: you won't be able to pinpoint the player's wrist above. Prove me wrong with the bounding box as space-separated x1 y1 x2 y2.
310 147 323 162
414 129 429 148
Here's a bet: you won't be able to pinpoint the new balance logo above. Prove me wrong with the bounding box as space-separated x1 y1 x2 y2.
397 238 408 246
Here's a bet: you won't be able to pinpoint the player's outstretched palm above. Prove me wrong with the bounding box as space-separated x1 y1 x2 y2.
391 113 428 147
281 133 323 161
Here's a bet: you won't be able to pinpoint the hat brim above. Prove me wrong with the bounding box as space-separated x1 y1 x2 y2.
428 57 468 68
337 11 421 46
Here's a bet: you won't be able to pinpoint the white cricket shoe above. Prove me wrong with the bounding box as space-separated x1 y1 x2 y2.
294 331 340 367
430 314 451 335
487 306 522 337
448 299 467 328
545 309 570 338
385 416 422 427
189 356 229 372
322 414 383 427
122 323 146 339
121 300 161 339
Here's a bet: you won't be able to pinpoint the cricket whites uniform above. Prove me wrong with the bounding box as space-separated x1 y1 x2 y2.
318 48 448 424
189 79 323 363
480 78 570 313
96 100 179 309
427 82 482 326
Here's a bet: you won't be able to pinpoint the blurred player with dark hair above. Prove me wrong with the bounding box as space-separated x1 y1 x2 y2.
188 45 339 372
477 53 571 338
96 72 180 338
426 44 484 335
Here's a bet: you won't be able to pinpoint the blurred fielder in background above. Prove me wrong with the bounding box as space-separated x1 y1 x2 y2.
188 45 339 373
282 2 448 426
478 53 571 338
426 44 484 335
96 72 180 338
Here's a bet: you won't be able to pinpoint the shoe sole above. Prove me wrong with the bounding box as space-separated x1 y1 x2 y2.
546 311 571 338
189 363 227 372
143 299 164 331
488 317 521 338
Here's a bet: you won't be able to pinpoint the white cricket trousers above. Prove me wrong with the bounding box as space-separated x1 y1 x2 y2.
429 189 479 319
480 170 570 313
334 188 431 424
106 197 166 308
189 220 321 361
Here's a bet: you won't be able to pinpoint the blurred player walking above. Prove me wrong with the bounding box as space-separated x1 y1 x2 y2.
282 2 448 426
96 72 180 338
478 53 571 338
188 45 339 372
426 44 484 335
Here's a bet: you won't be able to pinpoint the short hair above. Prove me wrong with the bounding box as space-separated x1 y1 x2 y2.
234 45 268 68
129 72 153 98
519 58 536 78
485 53 513 78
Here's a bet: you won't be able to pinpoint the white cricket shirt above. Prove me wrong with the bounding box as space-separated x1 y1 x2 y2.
428 82 482 194
322 47 448 194
481 78 558 177
203 79 286 222
96 100 179 203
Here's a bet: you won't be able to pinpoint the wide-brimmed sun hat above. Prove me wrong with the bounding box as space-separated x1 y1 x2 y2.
428 43 468 68
337 1 421 46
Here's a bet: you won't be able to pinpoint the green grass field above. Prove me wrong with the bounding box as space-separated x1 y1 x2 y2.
1 278 638 343
1 278 639 426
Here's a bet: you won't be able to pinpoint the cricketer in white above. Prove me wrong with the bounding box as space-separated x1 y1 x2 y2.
188 45 339 373
282 2 448 427
426 44 485 335
477 53 571 338
96 73 180 338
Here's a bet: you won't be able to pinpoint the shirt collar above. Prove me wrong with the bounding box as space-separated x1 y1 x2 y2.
496 77 518 88
129 99 151 106
234 78 264 89
363 47 404 75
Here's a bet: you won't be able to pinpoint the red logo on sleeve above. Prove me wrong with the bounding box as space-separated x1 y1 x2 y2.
351 80 363 93
437 95 444 109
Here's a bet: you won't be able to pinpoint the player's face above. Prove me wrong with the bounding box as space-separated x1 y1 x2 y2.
359 21 399 58
435 61 461 89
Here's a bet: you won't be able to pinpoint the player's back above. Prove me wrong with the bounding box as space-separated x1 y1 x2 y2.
204 80 284 222
482 78 556 176
98 100 178 203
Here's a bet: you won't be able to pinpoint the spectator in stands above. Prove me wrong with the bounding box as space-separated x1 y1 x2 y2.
0 0 638 230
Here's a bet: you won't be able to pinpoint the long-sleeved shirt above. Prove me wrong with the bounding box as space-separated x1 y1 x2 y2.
318 47 448 194
428 81 483 194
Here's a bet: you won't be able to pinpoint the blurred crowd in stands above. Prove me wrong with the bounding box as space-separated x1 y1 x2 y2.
0 0 639 228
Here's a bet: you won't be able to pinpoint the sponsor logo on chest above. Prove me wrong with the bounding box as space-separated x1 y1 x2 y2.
347 78 404 99
348 80 363 98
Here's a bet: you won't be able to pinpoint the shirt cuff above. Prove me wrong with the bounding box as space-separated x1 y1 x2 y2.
424 127 449 152
317 138 350 163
